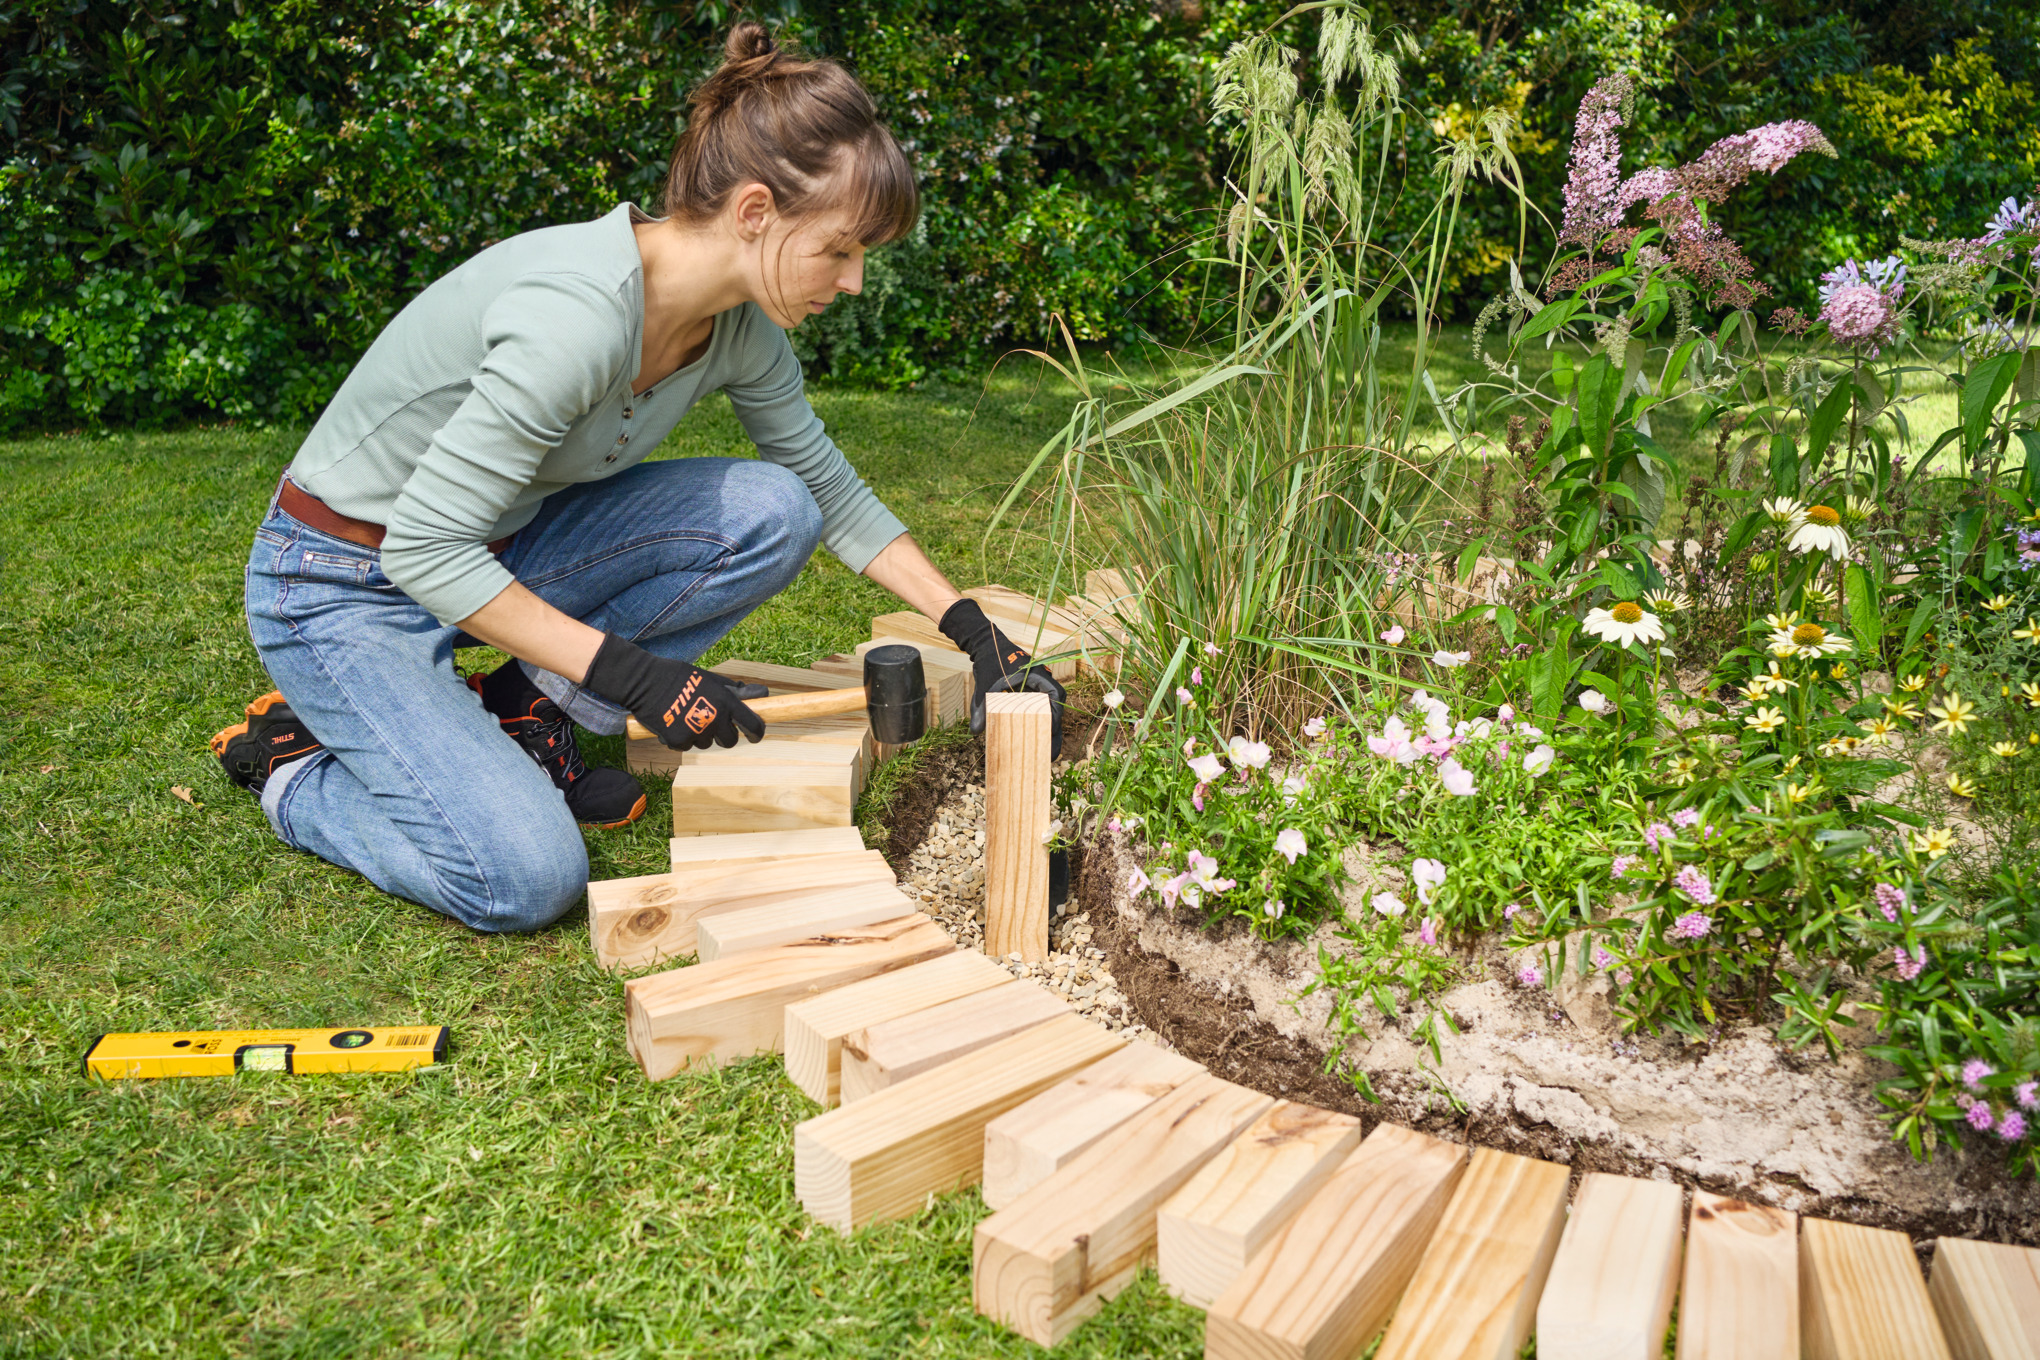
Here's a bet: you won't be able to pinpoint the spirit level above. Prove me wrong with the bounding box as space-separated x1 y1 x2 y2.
81 1026 449 1079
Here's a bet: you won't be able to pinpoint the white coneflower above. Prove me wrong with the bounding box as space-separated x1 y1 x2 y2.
1764 497 1807 527
1644 588 1692 613
1841 494 1874 527
1768 620 1853 659
1788 503 1851 558
1582 600 1666 648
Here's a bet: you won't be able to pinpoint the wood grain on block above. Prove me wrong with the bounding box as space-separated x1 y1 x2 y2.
665 826 867 871
783 951 1016 1106
982 1041 1206 1210
965 585 1091 636
856 636 975 725
1372 1146 1570 1360
1801 1217 1953 1360
630 719 870 776
794 1011 1121 1230
871 609 1077 681
839 980 1070 1104
973 1072 1276 1348
624 913 953 1081
1930 1237 2040 1360
694 881 919 963
1155 1101 1361 1309
669 763 854 836
1204 1123 1467 1360
1535 1172 1685 1360
713 659 859 692
984 691 1053 962
1084 567 1138 603
679 738 866 797
966 585 1121 673
590 850 893 970
1676 1191 1799 1360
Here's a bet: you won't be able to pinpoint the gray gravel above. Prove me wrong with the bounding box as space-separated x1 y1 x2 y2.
897 779 1150 1038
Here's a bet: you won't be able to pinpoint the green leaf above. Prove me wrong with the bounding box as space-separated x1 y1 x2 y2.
1518 297 1579 342
1577 353 1617 460
1902 596 1936 655
1805 378 1854 467
1845 565 1883 657
1768 431 1799 496
1720 508 1765 562
1550 350 1576 396
1962 350 2023 458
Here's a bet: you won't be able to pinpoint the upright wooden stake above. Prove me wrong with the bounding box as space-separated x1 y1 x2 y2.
1535 1172 1686 1360
1800 1217 1953 1360
1676 1190 1799 1360
1929 1236 2040 1360
984 691 1053 962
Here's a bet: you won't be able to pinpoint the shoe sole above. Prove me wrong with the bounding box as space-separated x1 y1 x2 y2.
580 793 647 830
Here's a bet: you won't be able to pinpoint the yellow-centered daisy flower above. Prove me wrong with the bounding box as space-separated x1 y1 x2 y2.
1768 621 1854 660
1759 662 1800 693
1666 755 1699 785
2015 618 2040 644
1761 611 1801 634
1828 660 1851 680
1644 589 1692 614
1990 740 2020 757
1740 681 1771 703
1899 674 1931 692
1789 504 1852 559
1583 601 1667 648
1786 781 1820 804
1864 716 1899 738
1882 696 1923 721
2021 681 2040 708
1984 594 2014 613
1946 772 1978 798
1929 693 1977 734
1910 826 1956 859
1745 706 1787 734
1763 497 1806 527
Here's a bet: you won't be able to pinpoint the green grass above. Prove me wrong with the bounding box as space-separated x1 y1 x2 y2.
0 363 1215 1358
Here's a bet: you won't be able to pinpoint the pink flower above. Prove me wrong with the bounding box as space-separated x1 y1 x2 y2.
1615 968 1633 985
1522 743 1555 776
1592 945 1616 969
1968 1102 1997 1132
2016 1081 2038 1109
1204 641 1219 656
1372 891 1407 918
1673 865 1716 906
1368 716 1419 764
1894 945 1927 981
1191 783 1206 812
1303 716 1327 738
1274 828 1308 865
1610 854 1639 879
1418 917 1439 947
1497 703 1516 723
1518 963 1544 988
1817 256 1906 355
1176 686 1193 705
1263 897 1286 920
1669 911 1713 940
1226 735 1272 770
1187 752 1225 783
1382 625 1406 645
1433 650 1470 668
1410 858 1447 905
1107 817 1123 834
1672 808 1701 829
1438 757 1476 797
1504 903 1521 921
1873 883 1906 923
1190 666 1203 685
1642 821 1675 852
1127 867 1151 897
1963 1059 1995 1091
1999 1111 2028 1142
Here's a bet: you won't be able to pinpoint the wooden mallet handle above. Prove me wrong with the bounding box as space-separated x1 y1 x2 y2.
624 686 866 742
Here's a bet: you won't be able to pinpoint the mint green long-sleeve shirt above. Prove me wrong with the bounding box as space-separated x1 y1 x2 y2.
288 203 908 626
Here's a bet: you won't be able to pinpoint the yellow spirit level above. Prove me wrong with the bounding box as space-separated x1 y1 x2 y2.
81 1026 449 1079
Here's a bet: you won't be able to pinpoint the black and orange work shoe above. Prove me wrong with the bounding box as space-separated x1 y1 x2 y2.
211 691 326 794
469 663 646 829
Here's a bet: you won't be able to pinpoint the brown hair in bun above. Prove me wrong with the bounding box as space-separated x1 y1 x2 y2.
663 20 919 248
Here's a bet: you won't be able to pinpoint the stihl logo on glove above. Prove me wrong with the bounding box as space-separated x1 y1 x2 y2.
684 697 719 733
662 673 701 728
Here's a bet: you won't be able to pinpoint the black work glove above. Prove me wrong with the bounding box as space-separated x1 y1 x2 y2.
938 598 1067 758
583 633 764 750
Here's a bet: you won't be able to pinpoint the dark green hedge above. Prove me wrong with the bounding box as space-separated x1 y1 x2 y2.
4 0 2035 430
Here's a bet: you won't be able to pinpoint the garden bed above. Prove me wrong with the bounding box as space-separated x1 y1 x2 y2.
1069 825 2040 1253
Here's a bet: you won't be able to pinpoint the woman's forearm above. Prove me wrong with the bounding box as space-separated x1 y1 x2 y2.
861 533 963 620
455 582 607 683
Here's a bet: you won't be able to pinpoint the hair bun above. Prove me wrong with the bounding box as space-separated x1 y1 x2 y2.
723 20 775 64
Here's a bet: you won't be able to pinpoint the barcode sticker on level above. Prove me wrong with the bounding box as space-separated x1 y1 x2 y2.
386 1032 430 1047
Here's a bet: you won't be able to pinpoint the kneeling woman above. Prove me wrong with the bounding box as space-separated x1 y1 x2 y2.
210 24 1061 932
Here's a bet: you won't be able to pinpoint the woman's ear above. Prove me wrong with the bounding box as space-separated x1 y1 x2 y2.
731 183 776 241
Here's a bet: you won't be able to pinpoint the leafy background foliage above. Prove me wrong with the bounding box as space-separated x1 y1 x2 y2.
4 0 2037 429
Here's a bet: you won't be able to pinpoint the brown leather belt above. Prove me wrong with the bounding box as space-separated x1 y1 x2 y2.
276 477 512 555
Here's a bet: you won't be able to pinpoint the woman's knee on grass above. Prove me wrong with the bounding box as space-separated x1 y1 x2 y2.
430 815 590 935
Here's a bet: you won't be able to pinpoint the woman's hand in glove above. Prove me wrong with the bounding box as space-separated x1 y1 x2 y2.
582 633 763 750
937 598 1067 757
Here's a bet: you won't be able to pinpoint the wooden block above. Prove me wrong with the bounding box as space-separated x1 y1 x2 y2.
969 585 1120 674
664 826 867 870
794 1011 1122 1230
871 610 1077 682
784 951 1017 1106
694 880 917 963
1535 1172 1685 1360
680 738 866 798
1373 1146 1570 1360
1930 1237 2040 1360
590 850 894 970
1676 1191 1799 1360
713 658 859 692
807 655 863 680
669 763 854 836
839 980 1070 1104
984 691 1053 963
1205 1124 1467 1360
629 718 871 776
982 1041 1206 1210
1802 1217 1953 1360
856 636 974 725
966 584 1092 635
973 1072 1276 1347
1156 1102 1362 1308
1085 567 1137 603
624 913 954 1081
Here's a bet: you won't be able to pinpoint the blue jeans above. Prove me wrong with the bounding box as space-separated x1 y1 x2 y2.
243 458 823 933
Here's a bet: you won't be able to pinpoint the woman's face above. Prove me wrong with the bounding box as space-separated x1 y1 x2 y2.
753 210 866 329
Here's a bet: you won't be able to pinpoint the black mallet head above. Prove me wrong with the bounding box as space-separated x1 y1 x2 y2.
862 644 929 745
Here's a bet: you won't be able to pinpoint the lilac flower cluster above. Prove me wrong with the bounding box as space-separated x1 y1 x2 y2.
2011 525 2040 572
1673 865 1717 906
1817 255 1907 355
1873 882 1906 923
1893 944 1927 981
1669 911 1713 940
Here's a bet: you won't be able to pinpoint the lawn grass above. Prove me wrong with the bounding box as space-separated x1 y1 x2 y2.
0 364 1213 1359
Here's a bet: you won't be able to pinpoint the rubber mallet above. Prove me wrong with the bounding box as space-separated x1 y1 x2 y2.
625 644 928 745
